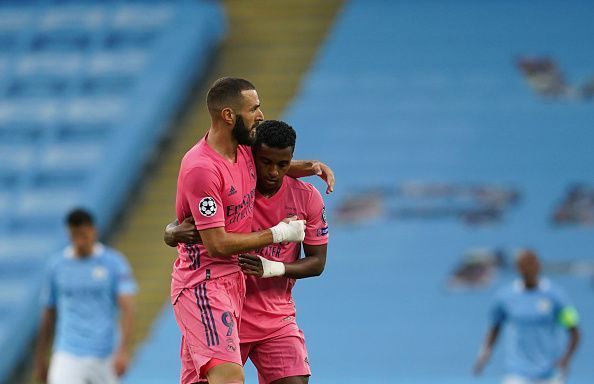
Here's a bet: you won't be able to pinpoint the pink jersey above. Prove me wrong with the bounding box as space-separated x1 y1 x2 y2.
240 177 329 342
171 135 256 302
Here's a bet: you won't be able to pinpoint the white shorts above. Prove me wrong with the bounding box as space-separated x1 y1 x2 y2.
48 351 118 384
503 374 564 384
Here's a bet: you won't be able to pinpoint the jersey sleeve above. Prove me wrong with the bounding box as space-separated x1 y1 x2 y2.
490 294 507 326
40 260 57 308
114 253 138 296
304 187 329 246
183 166 225 230
551 287 579 328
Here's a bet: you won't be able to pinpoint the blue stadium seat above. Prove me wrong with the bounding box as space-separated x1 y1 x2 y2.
0 100 60 124
16 52 83 76
0 190 9 215
40 142 104 171
0 10 32 32
56 122 110 142
0 122 44 142
38 7 104 32
7 77 69 97
65 97 126 124
0 143 34 172
0 33 17 52
17 187 82 217
111 4 173 31
0 1 225 380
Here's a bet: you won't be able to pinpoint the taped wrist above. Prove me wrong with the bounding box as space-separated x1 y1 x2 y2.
270 223 286 243
258 256 285 278
270 220 305 243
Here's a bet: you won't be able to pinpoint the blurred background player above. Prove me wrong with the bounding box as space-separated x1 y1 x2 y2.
171 78 333 384
473 249 580 384
167 120 328 384
34 208 137 384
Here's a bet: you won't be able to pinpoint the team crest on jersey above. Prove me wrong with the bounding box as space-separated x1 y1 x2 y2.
322 206 327 223
92 266 108 280
225 338 237 352
537 298 552 313
199 197 217 217
248 162 256 180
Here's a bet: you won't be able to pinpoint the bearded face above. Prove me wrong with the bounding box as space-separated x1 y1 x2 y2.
232 114 259 145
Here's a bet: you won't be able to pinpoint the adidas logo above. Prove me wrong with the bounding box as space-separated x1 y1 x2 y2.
228 186 237 196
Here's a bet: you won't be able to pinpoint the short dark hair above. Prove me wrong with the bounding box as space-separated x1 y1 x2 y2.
66 208 95 227
253 120 296 153
206 77 256 113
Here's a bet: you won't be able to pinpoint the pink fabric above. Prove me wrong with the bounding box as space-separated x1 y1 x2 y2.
172 135 256 302
240 177 328 342
241 329 311 384
174 272 246 384
201 358 237 377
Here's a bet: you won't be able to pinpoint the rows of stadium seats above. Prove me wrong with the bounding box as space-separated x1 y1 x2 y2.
283 2 594 383
0 0 225 380
126 1 594 383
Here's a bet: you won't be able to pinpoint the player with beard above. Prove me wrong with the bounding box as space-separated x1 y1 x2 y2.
172 78 334 384
167 120 328 384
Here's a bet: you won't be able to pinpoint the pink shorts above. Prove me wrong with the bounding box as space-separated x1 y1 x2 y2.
241 329 311 384
173 272 246 384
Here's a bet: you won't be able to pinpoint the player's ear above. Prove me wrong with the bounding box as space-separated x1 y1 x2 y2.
221 107 234 125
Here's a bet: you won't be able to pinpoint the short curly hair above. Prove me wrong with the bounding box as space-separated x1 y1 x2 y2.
253 120 296 153
66 208 95 227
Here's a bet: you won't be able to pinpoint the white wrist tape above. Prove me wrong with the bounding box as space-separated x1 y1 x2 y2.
258 255 285 278
270 220 306 243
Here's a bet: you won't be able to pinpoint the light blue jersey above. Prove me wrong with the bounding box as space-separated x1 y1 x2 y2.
491 279 578 380
41 243 137 357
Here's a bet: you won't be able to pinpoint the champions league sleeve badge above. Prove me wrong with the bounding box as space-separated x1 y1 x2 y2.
199 196 217 217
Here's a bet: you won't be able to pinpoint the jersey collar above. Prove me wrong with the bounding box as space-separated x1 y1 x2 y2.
64 243 104 259
256 176 287 202
513 278 550 292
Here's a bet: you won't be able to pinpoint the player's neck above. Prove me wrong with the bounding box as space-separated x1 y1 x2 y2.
206 126 238 162
74 247 94 259
523 278 539 290
257 182 282 198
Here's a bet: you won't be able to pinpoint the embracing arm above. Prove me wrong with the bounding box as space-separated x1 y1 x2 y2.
178 166 306 256
164 220 180 247
164 217 305 257
200 226 274 257
284 243 327 278
239 243 327 279
287 160 335 194
164 218 201 247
